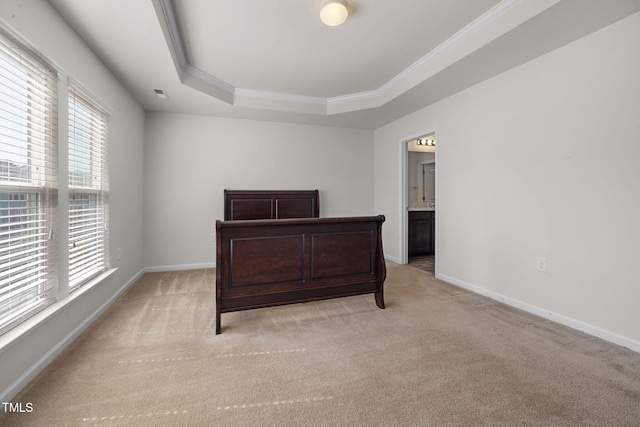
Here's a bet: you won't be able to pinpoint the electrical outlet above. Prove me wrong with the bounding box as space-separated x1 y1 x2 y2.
536 256 547 272
116 247 121 260
209 233 215 242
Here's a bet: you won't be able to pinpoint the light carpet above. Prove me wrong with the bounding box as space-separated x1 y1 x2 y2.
2 263 640 426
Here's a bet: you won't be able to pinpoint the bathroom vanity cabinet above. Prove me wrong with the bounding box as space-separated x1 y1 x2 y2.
408 210 435 256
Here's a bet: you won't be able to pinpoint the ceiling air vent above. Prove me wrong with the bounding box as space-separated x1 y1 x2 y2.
153 88 168 99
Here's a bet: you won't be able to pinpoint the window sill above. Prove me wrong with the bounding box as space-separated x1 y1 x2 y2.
0 268 118 352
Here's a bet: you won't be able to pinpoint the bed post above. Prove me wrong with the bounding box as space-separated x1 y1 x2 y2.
215 220 222 334
375 215 386 309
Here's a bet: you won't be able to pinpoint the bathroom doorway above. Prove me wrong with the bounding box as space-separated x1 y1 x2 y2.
402 132 437 275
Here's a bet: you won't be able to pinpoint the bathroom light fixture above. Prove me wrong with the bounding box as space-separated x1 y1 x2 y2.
417 138 435 147
320 0 349 26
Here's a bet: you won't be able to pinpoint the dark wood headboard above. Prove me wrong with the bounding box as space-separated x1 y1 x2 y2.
224 190 320 221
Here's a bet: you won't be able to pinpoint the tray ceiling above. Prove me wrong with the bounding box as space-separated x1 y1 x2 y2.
45 0 640 128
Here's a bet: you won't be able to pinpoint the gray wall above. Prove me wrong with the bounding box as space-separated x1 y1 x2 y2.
374 11 640 350
143 113 374 269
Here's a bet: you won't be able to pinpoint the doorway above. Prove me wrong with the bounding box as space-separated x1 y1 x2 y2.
401 131 437 276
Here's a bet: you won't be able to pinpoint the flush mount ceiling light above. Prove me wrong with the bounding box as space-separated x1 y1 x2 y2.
320 0 349 27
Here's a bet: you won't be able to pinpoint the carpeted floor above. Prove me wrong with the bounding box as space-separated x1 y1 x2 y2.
2 262 640 426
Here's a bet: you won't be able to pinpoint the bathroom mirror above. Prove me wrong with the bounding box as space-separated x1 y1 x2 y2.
408 151 435 209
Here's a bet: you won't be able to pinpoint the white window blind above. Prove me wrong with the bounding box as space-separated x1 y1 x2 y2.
0 29 58 335
68 85 109 292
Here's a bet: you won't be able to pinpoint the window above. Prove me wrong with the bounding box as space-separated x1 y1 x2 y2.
0 29 58 335
68 86 109 292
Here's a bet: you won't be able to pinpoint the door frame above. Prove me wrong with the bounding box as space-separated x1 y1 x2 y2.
400 129 439 276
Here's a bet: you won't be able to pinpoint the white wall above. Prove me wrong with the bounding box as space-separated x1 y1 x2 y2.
375 12 640 349
0 1 145 399
144 113 374 269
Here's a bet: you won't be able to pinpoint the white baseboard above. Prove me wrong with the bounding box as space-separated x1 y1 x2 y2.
144 262 215 273
437 273 640 354
0 268 145 402
385 255 402 264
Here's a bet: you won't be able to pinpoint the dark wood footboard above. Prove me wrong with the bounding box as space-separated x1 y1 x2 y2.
215 215 386 334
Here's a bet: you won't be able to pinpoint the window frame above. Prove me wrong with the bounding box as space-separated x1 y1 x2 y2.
67 83 110 292
0 27 59 335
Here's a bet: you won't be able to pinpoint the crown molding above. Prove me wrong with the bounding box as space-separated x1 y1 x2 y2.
378 0 522 97
234 88 326 105
153 0 551 115
234 88 328 115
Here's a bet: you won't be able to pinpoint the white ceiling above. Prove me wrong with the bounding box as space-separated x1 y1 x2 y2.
173 0 502 98
47 0 640 129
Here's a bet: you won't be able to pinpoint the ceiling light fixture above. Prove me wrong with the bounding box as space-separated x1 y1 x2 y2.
320 0 349 27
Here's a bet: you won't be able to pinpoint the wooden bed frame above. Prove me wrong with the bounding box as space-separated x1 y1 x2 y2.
215 190 386 334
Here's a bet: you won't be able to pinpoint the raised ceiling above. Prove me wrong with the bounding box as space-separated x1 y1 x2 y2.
170 0 502 99
46 0 640 128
